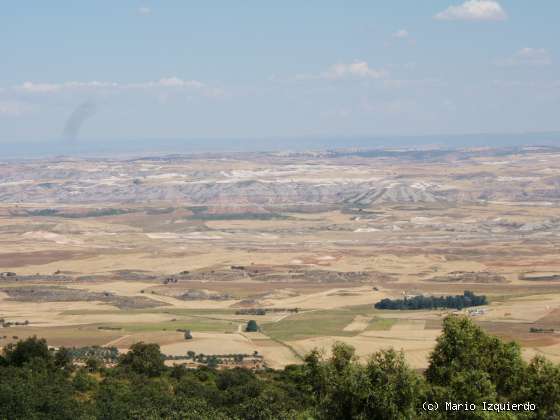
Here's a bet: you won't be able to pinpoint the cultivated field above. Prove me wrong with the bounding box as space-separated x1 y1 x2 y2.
2 146 560 369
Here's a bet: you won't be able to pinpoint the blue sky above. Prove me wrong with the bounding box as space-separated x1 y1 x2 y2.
1 1 559 145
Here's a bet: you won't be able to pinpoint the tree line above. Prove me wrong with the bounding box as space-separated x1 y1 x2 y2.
0 316 558 419
375 290 487 310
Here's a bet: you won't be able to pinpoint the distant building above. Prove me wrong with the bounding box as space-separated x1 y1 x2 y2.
467 308 487 317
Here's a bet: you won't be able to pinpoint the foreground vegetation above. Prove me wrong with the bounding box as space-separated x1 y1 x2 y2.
0 316 558 419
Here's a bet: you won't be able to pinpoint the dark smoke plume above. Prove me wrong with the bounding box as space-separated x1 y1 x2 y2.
62 100 97 142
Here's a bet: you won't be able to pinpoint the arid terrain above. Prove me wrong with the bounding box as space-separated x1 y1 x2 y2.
2 146 560 369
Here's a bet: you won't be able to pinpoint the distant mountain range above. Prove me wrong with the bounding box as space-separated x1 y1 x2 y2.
1 146 559 206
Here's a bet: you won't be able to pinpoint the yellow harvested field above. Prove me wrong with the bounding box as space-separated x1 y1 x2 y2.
0 299 119 326
160 333 257 356
390 320 426 331
66 281 155 296
107 331 185 348
343 315 373 332
266 287 389 310
253 339 300 369
289 330 441 369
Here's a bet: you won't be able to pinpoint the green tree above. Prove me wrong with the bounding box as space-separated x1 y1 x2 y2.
516 356 560 419
362 349 424 420
73 368 98 393
118 342 166 377
426 316 525 398
94 378 135 419
304 342 365 419
176 374 220 403
170 363 189 380
86 356 102 373
305 343 426 420
245 320 259 332
3 336 52 367
54 346 74 372
207 356 219 369
0 365 85 419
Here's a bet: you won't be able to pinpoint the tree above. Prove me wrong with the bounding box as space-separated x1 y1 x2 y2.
72 368 98 393
176 375 219 402
170 363 189 380
118 342 166 377
515 356 560 418
0 364 85 419
303 343 425 420
3 336 52 367
94 377 135 419
86 357 102 373
362 349 425 420
215 368 264 414
207 356 219 369
426 316 525 399
3 323 560 419
54 346 74 372
317 342 364 419
245 320 258 332
375 291 487 310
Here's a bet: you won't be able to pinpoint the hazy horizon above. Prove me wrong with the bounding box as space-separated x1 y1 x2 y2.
1 131 559 159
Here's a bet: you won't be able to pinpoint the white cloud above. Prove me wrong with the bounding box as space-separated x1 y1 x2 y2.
295 61 387 81
19 82 60 93
435 1 507 21
138 6 151 16
128 77 205 89
7 77 225 102
18 81 118 93
321 61 387 80
13 77 212 94
392 29 409 39
497 48 552 67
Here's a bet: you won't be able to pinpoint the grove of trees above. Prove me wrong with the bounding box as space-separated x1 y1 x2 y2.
375 290 487 310
0 316 558 419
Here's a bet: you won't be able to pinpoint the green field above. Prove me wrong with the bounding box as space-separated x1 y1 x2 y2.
366 317 397 331
61 308 237 316
261 309 358 341
96 317 238 333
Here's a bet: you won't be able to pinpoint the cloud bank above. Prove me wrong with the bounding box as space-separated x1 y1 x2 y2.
14 77 207 94
435 0 507 21
297 61 387 81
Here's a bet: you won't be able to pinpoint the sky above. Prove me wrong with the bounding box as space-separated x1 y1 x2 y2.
0 1 559 148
